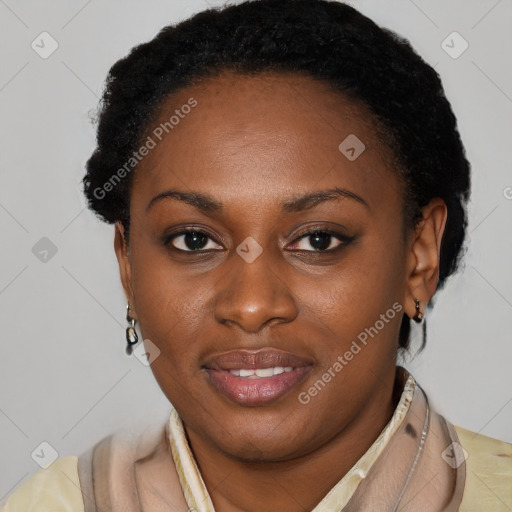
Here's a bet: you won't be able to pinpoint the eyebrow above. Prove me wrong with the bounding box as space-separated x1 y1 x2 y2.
145 186 368 215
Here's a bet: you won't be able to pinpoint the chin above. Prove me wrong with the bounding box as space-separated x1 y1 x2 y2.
217 437 305 464
201 413 317 463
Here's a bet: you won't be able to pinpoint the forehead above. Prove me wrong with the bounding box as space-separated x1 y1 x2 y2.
131 70 402 216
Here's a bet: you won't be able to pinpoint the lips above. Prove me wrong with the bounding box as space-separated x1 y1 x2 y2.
203 348 313 406
204 349 312 371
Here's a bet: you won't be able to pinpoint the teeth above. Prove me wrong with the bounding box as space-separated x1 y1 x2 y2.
229 367 294 378
255 368 274 377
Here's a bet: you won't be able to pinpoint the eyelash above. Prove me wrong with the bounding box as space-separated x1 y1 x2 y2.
163 226 355 254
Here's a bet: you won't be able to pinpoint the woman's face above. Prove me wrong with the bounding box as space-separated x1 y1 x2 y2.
116 70 418 462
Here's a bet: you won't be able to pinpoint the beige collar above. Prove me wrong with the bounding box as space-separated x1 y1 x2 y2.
77 366 465 512
168 368 416 512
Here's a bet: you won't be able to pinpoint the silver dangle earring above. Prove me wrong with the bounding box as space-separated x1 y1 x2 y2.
413 298 424 323
125 304 139 355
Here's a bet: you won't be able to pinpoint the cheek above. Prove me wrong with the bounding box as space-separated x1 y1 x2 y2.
129 243 212 363
129 248 213 408
303 234 406 336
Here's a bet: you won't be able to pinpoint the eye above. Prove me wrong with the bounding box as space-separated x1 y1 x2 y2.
165 228 223 252
164 227 354 254
288 228 354 252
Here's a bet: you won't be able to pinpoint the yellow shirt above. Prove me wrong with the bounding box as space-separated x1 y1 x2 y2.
2 373 511 511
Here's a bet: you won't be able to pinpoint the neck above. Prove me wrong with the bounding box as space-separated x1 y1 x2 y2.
184 366 401 512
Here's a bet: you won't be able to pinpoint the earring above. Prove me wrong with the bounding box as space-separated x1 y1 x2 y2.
413 298 424 323
125 304 139 355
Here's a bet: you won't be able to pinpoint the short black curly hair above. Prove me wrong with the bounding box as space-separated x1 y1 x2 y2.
83 0 471 352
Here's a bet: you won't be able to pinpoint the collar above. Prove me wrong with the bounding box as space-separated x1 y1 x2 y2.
167 366 416 512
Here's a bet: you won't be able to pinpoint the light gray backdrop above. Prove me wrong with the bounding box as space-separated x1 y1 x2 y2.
1 0 511 498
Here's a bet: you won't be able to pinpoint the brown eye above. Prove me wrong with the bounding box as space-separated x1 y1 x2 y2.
288 229 355 252
165 228 223 252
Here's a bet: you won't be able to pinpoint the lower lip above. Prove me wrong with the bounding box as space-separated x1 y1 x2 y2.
205 367 312 406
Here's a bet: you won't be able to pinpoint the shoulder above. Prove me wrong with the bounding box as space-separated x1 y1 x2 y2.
455 424 512 511
0 456 84 512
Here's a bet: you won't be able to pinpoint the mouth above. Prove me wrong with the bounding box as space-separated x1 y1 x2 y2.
202 348 313 406
228 366 295 378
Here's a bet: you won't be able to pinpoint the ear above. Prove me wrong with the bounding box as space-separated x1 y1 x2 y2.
114 221 137 321
404 198 448 320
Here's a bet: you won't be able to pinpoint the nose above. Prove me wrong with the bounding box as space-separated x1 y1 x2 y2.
213 246 298 333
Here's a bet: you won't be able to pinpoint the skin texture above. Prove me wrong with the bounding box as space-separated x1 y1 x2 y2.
114 70 447 512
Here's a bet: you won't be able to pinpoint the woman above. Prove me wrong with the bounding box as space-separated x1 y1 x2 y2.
2 0 511 510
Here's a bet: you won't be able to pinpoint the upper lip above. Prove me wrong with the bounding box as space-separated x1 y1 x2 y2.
203 348 313 371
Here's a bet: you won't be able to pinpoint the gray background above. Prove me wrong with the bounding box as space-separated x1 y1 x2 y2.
1 0 511 498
